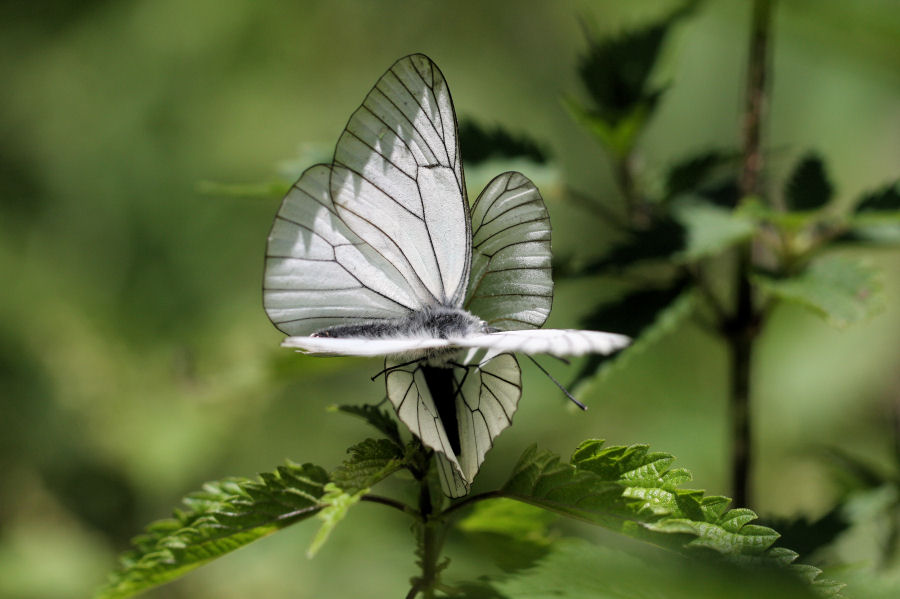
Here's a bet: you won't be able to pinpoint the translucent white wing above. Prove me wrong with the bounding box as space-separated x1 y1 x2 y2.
281 335 450 357
264 164 422 336
465 172 552 330
332 54 471 307
385 353 522 497
450 329 631 360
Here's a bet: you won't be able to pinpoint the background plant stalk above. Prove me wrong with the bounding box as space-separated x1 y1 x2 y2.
730 0 774 507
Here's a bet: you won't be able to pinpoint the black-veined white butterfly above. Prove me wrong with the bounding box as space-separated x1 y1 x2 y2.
264 54 629 497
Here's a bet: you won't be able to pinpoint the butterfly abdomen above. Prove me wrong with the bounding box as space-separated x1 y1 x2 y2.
421 365 462 456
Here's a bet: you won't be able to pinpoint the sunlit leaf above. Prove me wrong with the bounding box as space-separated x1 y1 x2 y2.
96 462 328 599
785 154 833 211
753 256 883 327
496 441 844 596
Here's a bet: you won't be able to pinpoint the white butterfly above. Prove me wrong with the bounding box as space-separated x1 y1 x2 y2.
264 54 629 497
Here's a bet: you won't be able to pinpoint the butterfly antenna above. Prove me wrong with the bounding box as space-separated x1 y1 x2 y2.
526 355 587 410
370 358 422 381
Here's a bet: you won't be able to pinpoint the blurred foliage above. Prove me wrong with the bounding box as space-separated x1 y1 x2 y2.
2 0 899 598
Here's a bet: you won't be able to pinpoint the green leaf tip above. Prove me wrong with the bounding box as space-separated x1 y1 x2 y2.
95 462 328 599
335 402 402 446
307 483 367 558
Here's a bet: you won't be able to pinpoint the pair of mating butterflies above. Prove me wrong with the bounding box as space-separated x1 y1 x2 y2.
263 54 629 497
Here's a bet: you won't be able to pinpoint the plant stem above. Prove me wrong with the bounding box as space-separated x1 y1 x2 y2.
729 0 773 508
406 442 447 599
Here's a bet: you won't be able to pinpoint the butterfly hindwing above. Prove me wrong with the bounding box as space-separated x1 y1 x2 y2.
466 172 552 330
332 54 471 307
264 164 421 336
385 353 522 498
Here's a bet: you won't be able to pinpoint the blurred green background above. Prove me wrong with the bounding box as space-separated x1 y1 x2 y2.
1 1 898 597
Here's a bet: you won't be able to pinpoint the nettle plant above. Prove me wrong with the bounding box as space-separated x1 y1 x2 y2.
97 6 898 599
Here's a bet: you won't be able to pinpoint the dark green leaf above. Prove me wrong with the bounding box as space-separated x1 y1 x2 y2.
96 462 328 599
854 182 900 213
577 4 693 122
785 154 833 211
459 120 548 165
334 402 402 446
664 150 740 204
575 216 686 275
572 282 692 387
761 508 851 558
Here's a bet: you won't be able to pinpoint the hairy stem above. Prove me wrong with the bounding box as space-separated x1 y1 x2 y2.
406 442 447 599
729 0 774 508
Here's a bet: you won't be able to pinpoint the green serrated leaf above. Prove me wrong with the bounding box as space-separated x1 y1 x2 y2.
459 119 548 166
845 183 900 245
96 462 328 599
753 256 883 327
574 216 686 275
577 5 693 123
785 154 833 211
334 403 402 446
330 438 407 493
307 483 367 558
664 149 741 205
574 287 695 388
854 181 900 213
673 200 756 261
497 441 843 595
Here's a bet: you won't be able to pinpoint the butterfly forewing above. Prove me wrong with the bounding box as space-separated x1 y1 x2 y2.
264 165 420 336
332 54 471 307
466 172 552 330
452 329 631 361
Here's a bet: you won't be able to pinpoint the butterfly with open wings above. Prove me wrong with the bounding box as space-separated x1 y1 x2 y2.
264 54 630 497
